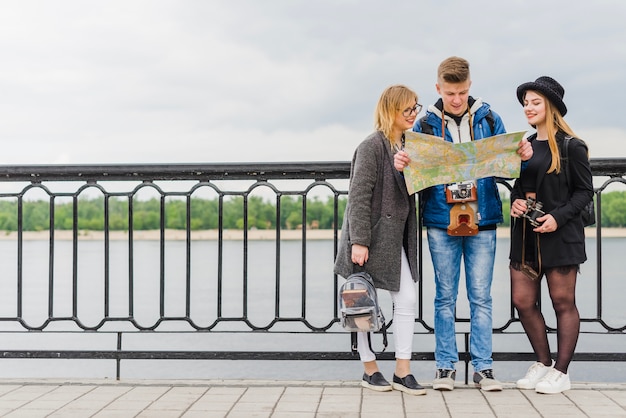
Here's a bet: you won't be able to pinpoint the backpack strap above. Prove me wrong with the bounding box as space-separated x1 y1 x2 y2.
485 110 495 135
419 116 434 135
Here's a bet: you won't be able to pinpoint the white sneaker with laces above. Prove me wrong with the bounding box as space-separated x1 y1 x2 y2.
535 368 571 394
516 360 554 390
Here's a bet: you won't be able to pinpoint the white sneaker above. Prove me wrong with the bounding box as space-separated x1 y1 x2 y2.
535 368 571 394
516 360 554 390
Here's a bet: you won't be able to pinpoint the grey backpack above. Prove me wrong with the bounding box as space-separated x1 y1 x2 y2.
338 271 388 353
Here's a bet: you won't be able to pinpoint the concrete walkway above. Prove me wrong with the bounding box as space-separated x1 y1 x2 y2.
0 379 624 418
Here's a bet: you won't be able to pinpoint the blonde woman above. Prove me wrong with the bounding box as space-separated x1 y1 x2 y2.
334 85 424 395
510 76 594 394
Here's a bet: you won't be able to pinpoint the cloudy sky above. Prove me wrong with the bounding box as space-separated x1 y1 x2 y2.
1 0 625 165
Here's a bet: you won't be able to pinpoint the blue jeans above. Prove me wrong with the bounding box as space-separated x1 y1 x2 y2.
427 227 496 372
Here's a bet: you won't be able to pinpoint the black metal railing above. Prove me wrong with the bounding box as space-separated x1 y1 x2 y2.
0 160 624 380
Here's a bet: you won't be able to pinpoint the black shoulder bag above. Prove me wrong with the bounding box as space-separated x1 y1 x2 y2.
563 136 595 226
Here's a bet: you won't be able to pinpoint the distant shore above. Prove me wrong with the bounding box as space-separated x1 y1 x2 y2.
1 227 624 241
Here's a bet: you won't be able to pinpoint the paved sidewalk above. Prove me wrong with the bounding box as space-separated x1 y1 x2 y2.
0 379 624 417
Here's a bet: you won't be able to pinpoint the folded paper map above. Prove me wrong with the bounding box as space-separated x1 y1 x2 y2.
402 130 526 194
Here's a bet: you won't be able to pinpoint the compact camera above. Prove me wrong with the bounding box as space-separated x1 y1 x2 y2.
522 197 545 227
445 181 477 203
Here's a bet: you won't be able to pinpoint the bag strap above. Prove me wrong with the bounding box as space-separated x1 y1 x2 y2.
522 217 541 274
563 136 572 192
350 325 389 356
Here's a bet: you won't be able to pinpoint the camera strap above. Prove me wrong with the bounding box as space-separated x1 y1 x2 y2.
521 220 542 278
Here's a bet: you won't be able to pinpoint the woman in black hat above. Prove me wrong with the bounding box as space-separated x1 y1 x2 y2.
508 76 593 394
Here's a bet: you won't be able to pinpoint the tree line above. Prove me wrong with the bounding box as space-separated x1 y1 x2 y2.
0 196 348 232
0 191 624 232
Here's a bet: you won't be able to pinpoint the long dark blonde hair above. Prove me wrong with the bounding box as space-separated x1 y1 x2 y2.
538 93 586 174
374 85 418 144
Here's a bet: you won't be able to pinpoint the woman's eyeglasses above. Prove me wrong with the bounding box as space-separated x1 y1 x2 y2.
402 104 423 117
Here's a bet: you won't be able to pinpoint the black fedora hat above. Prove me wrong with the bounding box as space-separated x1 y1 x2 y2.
516 76 567 116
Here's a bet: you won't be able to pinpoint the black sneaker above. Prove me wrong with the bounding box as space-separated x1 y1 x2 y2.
473 369 503 391
433 369 455 391
392 374 426 396
362 372 392 392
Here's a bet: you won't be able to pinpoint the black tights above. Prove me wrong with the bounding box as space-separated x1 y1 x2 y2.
510 264 580 374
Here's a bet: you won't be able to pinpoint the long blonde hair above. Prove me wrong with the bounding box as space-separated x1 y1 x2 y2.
374 85 418 143
540 94 585 174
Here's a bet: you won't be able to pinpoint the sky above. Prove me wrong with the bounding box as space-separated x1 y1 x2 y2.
1 0 625 166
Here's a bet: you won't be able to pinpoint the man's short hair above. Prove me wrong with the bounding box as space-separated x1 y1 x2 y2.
438 56 470 83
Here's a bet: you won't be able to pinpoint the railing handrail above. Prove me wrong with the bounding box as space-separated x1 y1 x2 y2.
0 158 623 182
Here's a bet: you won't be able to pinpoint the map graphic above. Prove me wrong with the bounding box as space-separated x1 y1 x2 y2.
402 131 526 194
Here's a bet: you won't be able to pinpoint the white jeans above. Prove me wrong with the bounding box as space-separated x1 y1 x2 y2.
357 249 417 362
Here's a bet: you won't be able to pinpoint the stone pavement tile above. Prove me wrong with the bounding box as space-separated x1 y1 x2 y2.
146 388 208 413
530 403 587 417
578 405 626 417
191 391 243 407
206 386 247 394
48 408 101 417
81 385 133 400
0 385 57 401
182 412 227 418
52 398 112 410
441 389 494 417
323 386 361 396
273 397 319 413
136 411 186 418
482 389 530 405
229 400 276 415
224 412 272 418
362 391 404 415
317 393 362 414
93 411 144 418
446 404 495 417
271 413 316 418
403 390 448 414
0 385 22 396
117 385 170 401
565 389 626 417
146 399 199 412
188 399 237 411
160 386 208 400
37 385 96 401
14 398 70 410
236 386 284 405
2 410 53 418
602 390 626 407
0 399 30 410
282 386 323 396
490 404 541 418
392 414 442 418
102 398 152 411
316 413 360 418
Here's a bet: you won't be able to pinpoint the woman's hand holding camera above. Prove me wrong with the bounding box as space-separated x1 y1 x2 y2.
511 198 527 218
511 198 557 233
532 214 556 233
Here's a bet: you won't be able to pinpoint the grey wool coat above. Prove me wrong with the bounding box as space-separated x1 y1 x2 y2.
334 131 419 292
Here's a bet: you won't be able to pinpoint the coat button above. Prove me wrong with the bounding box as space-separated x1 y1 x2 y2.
386 214 392 219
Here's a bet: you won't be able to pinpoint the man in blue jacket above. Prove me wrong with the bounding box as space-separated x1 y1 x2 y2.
395 56 532 392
